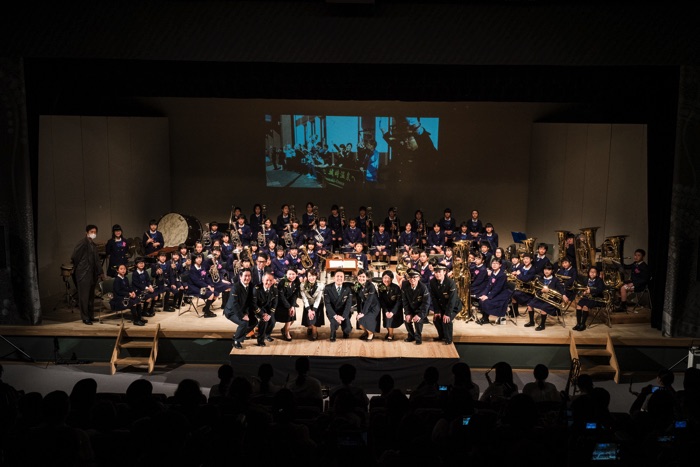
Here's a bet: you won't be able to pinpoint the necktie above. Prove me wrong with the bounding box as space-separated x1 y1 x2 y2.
337 286 341 295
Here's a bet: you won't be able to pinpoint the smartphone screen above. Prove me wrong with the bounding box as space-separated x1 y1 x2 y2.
462 417 471 426
675 420 687 429
591 443 619 462
438 385 448 391
586 422 597 430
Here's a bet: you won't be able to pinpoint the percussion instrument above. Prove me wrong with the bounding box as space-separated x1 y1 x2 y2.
60 264 74 277
158 213 202 247
372 261 388 279
146 246 179 258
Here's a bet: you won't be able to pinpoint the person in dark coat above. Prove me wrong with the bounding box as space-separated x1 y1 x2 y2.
378 270 403 341
276 268 301 341
477 258 511 325
253 271 278 346
224 268 254 349
574 266 606 332
429 264 462 345
71 224 104 325
324 269 353 341
105 224 129 277
356 269 381 340
401 268 430 345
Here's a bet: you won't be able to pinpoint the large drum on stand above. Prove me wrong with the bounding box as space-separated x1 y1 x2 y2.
158 213 203 247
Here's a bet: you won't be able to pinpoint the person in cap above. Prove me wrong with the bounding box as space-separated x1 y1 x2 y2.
324 269 354 341
71 224 104 325
132 257 159 317
401 268 430 345
429 263 462 345
378 270 402 340
142 219 164 257
477 258 511 325
524 262 566 331
105 224 129 278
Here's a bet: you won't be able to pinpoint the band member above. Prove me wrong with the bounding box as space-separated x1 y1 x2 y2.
372 223 391 263
467 210 483 242
356 206 369 243
556 257 577 303
250 203 267 235
143 219 164 257
483 223 498 251
208 221 223 245
231 206 244 224
324 269 353 341
453 222 471 243
470 253 489 301
224 268 254 350
191 241 206 260
315 217 333 257
289 218 304 248
532 243 550 276
352 243 369 271
512 253 537 310
276 268 301 341
384 208 400 255
438 208 457 246
105 224 129 277
110 264 147 326
286 245 305 275
572 266 605 332
356 269 380 341
417 250 433 286
378 270 402 340
152 251 175 312
276 204 292 237
328 204 344 252
248 241 259 263
305 240 320 270
411 210 428 248
251 254 269 286
399 222 418 252
427 223 445 254
253 271 278 346
619 249 650 311
271 246 289 280
525 263 565 331
168 251 186 309
441 247 454 275
430 264 461 345
342 218 362 253
263 218 279 246
479 242 493 268
300 269 325 341
477 258 510 325
220 232 234 262
233 215 252 247
302 202 317 233
132 257 158 317
207 247 233 306
493 247 510 272
407 247 421 270
401 269 430 345
187 254 218 318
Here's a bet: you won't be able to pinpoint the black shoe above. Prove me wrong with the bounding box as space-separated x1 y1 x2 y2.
572 323 581 331
133 320 145 326
535 324 545 331
359 332 368 340
256 341 266 347
524 321 536 327
330 335 337 342
82 319 93 325
203 311 216 318
265 336 274 342
342 333 350 339
404 336 416 343
432 337 444 342
233 341 243 349
578 325 586 332
415 340 422 345
143 311 155 318
163 306 175 312
444 340 453 345
478 318 490 325
140 318 149 323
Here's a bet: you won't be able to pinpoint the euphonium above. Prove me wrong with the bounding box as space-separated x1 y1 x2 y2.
202 223 212 247
508 273 536 295
299 246 314 269
600 235 627 289
533 278 565 309
230 226 241 245
575 227 599 280
283 231 293 248
554 230 571 265
209 260 220 283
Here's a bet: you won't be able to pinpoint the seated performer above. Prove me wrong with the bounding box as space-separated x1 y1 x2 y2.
452 222 471 243
410 210 428 248
208 221 223 246
384 207 400 255
438 208 457 246
356 269 380 341
302 202 317 233
168 251 186 309
618 249 650 311
300 268 325 341
286 244 305 275
524 263 565 331
398 222 418 252
305 240 320 271
574 266 606 332
555 257 577 303
253 271 278 346
224 268 254 350
477 258 510 325
372 222 391 263
206 247 233 307
427 222 445 254
324 269 353 341
352 242 369 271
378 270 402 341
276 204 292 238
417 250 433 286
342 218 363 254
328 204 344 253
356 206 369 245
263 218 279 246
315 217 333 258
483 223 499 251
478 241 493 268
187 254 218 318
131 257 159 317
142 219 164 257
151 251 176 312
467 210 483 242
234 215 252 247
220 232 234 262
430 264 462 345
401 268 430 345
470 253 489 301
105 224 128 277
511 253 537 311
110 264 146 326
276 268 301 341
271 246 289 281
249 203 266 236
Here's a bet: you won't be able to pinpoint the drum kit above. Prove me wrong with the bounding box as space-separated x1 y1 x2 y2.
371 261 388 283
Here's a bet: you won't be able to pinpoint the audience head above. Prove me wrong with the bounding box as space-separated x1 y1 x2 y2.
174 379 205 406
218 363 234 382
378 374 395 395
577 373 594 394
339 363 357 385
452 362 474 388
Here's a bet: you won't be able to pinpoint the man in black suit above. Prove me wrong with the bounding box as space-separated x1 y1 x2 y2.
224 268 254 349
71 224 104 325
429 264 462 345
324 269 353 342
253 271 278 346
251 253 269 286
401 268 430 345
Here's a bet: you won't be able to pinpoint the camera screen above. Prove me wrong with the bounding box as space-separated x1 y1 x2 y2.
438 385 448 391
591 443 619 462
462 417 471 426
586 422 597 430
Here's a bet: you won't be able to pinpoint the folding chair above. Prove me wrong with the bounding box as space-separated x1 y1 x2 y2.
97 278 124 326
629 278 652 313
587 291 614 328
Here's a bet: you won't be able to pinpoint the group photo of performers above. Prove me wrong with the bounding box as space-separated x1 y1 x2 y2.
264 115 438 188
84 202 648 349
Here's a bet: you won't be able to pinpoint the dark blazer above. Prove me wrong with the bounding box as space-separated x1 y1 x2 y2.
71 237 101 282
276 277 301 322
429 276 462 318
142 230 165 256
224 281 254 320
253 283 278 320
401 281 430 320
324 283 353 321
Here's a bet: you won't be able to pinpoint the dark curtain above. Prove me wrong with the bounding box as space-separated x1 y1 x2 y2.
663 66 700 337
0 58 41 325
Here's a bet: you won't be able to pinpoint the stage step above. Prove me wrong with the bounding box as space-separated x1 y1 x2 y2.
110 323 160 375
569 331 620 383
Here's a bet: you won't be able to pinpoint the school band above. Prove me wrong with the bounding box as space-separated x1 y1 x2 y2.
105 205 648 345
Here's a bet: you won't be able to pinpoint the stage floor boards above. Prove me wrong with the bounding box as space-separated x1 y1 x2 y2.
1 300 689 350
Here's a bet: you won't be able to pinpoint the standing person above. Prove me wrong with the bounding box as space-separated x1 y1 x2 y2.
401 269 430 345
324 269 353 342
224 268 254 350
142 219 164 257
276 268 301 341
300 269 325 341
377 270 402 341
356 269 380 341
253 271 278 346
71 225 104 325
105 224 129 277
430 264 462 345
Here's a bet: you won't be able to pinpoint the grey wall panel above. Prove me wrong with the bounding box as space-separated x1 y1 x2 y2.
81 117 112 239
107 117 137 237
563 125 588 230
37 117 61 298
581 124 612 238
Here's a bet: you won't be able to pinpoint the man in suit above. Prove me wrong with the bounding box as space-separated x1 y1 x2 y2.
253 271 278 346
71 224 104 325
324 269 353 342
401 268 431 345
429 264 462 345
251 254 269 286
224 268 254 349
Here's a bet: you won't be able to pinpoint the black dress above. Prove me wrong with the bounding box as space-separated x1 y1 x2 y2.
378 282 403 329
357 281 381 333
275 277 301 323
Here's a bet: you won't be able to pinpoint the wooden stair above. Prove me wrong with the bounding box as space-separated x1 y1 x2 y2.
569 331 620 383
110 323 160 375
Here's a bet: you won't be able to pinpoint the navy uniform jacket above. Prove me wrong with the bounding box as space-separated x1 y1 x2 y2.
427 230 445 249
467 219 483 236
356 215 369 235
353 253 368 270
234 224 253 246
264 228 279 246
343 227 363 246
452 231 470 242
105 237 129 276
438 217 457 235
250 267 268 286
188 265 212 289
517 264 537 283
276 277 301 322
224 281 254 320
625 261 650 290
532 255 550 276
372 231 391 249
253 283 278 320
585 276 605 298
419 264 433 285
328 214 344 238
315 226 333 250
401 281 430 321
483 232 499 250
276 214 291 236
220 242 235 261
399 231 418 249
307 250 320 269
470 264 489 296
286 253 303 271
250 213 266 234
290 229 304 248
271 256 289 279
209 230 223 245
151 261 173 288
131 269 153 292
555 266 577 300
110 274 134 308
441 256 454 272
143 230 165 256
480 270 511 316
429 276 462 318
383 216 401 233
302 212 317 232
324 283 353 321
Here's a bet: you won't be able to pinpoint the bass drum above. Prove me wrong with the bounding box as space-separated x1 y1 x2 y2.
158 213 202 247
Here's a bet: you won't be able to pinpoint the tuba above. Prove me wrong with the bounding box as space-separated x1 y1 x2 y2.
519 237 537 258
600 235 627 289
452 240 472 320
202 223 212 247
575 227 599 280
299 245 314 269
554 230 571 265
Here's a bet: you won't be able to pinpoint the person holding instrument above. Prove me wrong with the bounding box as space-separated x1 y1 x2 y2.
142 219 164 257
105 224 128 278
573 266 605 332
110 263 146 326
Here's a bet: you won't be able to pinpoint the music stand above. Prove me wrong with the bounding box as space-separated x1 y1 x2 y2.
511 231 528 244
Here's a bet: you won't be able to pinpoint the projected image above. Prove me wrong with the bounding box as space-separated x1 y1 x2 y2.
264 115 439 188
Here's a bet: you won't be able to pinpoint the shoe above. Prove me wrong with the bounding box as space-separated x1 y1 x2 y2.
366 334 374 342
282 335 292 342
256 341 266 347
444 340 453 345
498 317 507 324
233 341 243 349
572 323 581 331
133 320 145 326
163 306 175 312
82 319 93 325
203 311 216 318
404 336 416 343
415 340 422 345
385 335 394 341
307 328 313 337
342 333 350 339
578 325 586 332
359 332 368 340
140 318 149 323
478 318 490 325
311 334 318 341
330 335 337 342
524 322 536 327
535 324 545 331
265 336 274 342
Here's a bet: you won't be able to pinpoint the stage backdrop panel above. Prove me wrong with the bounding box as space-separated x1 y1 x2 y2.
37 116 170 307
528 123 648 262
